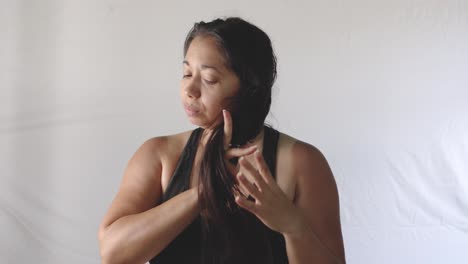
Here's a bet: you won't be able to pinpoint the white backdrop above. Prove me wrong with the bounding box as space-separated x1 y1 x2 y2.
1 0 467 263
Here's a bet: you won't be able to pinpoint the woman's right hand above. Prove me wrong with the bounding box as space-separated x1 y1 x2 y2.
222 109 257 195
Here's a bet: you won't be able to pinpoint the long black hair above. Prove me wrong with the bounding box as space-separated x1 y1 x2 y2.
183 17 277 263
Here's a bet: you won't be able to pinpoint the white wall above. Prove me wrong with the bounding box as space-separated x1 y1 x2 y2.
1 0 467 263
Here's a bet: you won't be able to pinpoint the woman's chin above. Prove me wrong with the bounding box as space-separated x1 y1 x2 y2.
186 116 206 127
186 117 218 130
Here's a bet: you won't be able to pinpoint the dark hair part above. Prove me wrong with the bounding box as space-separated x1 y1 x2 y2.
183 17 277 262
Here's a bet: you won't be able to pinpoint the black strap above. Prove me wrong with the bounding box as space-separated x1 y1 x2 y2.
262 126 280 179
162 128 203 201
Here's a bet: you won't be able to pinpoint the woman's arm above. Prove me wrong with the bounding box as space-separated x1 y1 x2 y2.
234 142 346 264
284 142 346 264
98 137 200 264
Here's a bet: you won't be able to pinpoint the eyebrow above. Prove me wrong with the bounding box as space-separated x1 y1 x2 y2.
183 60 222 74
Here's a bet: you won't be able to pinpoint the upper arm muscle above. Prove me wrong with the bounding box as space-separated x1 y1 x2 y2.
292 142 345 261
98 137 165 237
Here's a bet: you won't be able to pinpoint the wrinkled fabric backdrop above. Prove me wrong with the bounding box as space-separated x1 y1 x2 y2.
1 0 467 263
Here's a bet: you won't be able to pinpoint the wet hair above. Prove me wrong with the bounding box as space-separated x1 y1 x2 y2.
183 17 277 263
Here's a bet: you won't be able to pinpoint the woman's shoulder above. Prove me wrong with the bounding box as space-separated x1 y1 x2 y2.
276 130 322 156
140 129 196 161
276 130 330 177
276 130 337 209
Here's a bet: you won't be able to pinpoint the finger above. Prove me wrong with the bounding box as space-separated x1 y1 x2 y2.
225 145 257 176
225 145 257 160
238 156 267 192
226 161 239 177
223 109 232 149
237 172 262 201
235 195 257 213
253 150 275 185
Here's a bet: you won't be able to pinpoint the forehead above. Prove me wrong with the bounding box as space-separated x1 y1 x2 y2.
184 36 229 70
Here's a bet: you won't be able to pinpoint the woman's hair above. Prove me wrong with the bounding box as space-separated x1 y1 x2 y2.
183 17 277 262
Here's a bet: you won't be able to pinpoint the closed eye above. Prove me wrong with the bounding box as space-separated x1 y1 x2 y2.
204 79 217 85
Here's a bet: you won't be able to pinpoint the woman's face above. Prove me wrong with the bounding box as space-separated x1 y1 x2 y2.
181 36 240 129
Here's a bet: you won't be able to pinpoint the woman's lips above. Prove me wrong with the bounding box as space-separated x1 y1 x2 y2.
184 105 200 117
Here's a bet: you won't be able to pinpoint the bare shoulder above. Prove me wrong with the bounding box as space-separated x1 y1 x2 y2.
148 129 193 151
274 132 334 203
138 129 195 191
277 131 340 216
98 129 194 239
278 132 335 190
279 132 345 261
142 130 192 163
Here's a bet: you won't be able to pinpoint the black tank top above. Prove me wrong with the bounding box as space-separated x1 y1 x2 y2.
150 126 288 263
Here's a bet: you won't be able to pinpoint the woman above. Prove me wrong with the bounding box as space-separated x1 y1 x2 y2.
98 17 346 264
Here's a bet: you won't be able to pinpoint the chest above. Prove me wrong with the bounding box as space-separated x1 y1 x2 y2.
161 134 297 202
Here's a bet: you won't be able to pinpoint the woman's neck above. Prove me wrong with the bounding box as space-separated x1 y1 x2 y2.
199 126 265 148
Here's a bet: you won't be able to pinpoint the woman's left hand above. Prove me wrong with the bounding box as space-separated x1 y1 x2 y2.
235 150 303 235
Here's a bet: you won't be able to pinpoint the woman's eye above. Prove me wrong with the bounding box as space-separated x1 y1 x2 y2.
204 79 217 85
182 74 192 78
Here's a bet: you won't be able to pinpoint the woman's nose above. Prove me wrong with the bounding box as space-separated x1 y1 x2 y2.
184 78 201 98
